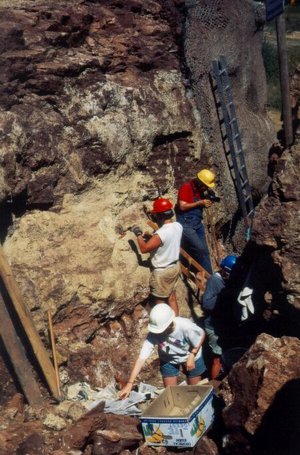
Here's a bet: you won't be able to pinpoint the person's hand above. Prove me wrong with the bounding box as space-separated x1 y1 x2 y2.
131 226 143 237
143 231 152 241
118 382 133 400
201 199 213 208
186 353 196 371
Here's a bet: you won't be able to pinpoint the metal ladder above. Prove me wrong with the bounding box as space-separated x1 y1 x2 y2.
212 55 254 238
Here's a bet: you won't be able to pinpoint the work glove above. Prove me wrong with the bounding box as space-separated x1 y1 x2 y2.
131 226 143 237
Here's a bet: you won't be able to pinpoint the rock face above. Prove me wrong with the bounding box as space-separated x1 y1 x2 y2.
291 63 300 141
219 333 300 455
0 0 203 208
250 143 300 335
183 0 275 221
0 0 284 403
0 0 201 388
0 2 299 455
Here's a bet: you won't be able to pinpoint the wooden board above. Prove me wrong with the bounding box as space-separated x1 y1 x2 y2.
0 246 60 401
179 248 210 293
0 292 43 405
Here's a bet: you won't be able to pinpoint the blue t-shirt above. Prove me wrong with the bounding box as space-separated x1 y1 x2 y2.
202 272 225 311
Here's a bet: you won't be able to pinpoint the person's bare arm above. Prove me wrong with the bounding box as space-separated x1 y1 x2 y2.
118 357 146 399
185 331 206 371
136 233 161 254
178 199 212 212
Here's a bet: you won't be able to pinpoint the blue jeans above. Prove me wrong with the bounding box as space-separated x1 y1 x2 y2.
181 224 212 274
160 356 206 378
204 326 223 356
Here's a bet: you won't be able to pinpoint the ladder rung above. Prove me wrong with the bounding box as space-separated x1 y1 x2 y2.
219 68 227 76
226 101 233 108
241 180 249 189
233 133 240 140
229 118 236 125
244 195 252 202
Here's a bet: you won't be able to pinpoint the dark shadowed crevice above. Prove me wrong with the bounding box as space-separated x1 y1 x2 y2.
0 202 13 244
0 190 55 243
153 131 191 147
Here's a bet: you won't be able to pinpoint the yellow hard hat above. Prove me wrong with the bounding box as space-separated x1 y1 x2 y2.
197 169 216 188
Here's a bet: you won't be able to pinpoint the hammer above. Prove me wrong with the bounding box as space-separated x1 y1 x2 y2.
115 224 134 239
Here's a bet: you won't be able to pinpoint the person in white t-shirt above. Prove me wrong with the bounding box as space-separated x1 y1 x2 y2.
131 198 183 315
119 304 206 399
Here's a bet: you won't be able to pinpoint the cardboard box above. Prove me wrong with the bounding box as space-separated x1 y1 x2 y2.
140 385 214 448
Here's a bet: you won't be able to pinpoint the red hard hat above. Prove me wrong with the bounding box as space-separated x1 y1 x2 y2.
151 198 173 213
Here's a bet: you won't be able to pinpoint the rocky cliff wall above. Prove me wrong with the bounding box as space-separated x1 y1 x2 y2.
0 0 288 391
0 1 299 454
0 0 205 390
0 0 203 209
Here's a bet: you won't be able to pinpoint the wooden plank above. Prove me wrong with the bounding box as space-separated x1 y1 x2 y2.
276 13 293 146
48 310 62 399
180 248 211 278
0 246 60 401
0 291 43 405
179 248 210 293
180 263 207 293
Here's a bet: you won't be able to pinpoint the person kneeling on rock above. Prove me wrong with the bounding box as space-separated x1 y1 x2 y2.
201 254 238 380
118 303 206 399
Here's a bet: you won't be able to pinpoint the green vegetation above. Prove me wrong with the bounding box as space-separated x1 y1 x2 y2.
265 5 300 33
263 5 300 109
285 5 300 33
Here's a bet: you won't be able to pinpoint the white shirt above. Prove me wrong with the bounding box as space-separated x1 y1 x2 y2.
151 222 183 269
139 317 205 364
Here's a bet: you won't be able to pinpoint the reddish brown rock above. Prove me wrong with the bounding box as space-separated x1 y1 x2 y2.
251 143 300 334
91 422 142 455
193 436 219 455
219 333 300 454
55 402 143 454
58 402 106 450
0 355 19 406
15 433 45 455
5 393 25 414
0 0 189 207
290 63 300 141
0 421 44 455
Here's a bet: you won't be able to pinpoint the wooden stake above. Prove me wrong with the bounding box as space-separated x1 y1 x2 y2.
0 291 43 405
276 13 293 146
48 310 61 400
0 246 60 401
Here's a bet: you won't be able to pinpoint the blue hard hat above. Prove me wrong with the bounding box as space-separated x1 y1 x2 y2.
220 255 237 272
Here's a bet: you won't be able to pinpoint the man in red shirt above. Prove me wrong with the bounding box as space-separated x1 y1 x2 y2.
176 169 216 274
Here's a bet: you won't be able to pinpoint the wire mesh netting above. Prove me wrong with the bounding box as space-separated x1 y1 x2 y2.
182 0 275 251
185 0 229 30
